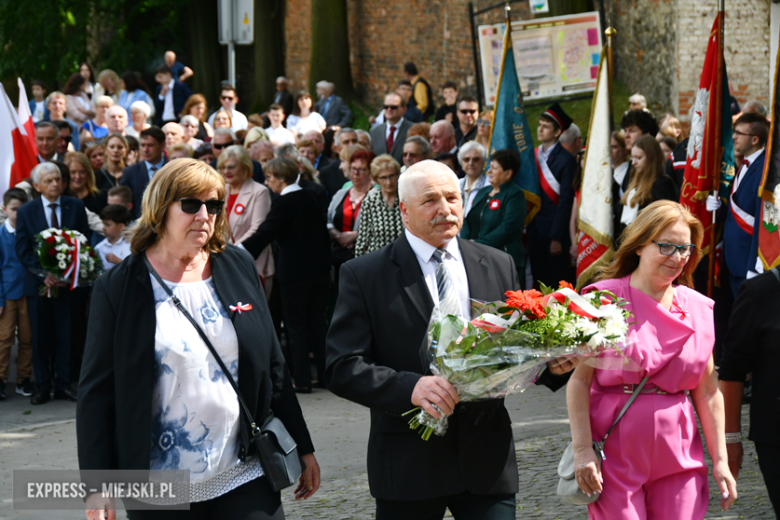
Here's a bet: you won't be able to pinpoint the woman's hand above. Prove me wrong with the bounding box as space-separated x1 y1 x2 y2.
713 459 738 511
337 231 358 248
85 493 115 520
726 441 743 480
573 445 602 497
295 453 321 500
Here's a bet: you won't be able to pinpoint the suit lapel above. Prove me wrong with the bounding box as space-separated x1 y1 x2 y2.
458 238 493 301
392 234 434 323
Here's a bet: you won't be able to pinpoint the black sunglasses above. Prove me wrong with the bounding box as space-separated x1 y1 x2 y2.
175 198 224 215
384 105 399 110
211 141 234 150
459 109 477 114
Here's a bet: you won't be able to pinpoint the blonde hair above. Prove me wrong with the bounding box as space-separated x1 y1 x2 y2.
598 200 703 288
244 127 269 149
217 145 253 181
64 152 99 195
338 143 366 164
370 154 400 181
129 159 229 254
169 143 194 158
94 95 114 108
213 109 233 129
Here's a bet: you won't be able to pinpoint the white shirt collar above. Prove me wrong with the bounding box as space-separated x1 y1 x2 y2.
389 117 403 130
404 228 462 265
167 79 175 89
4 220 15 234
744 148 765 168
541 141 558 161
41 195 62 208
281 183 302 196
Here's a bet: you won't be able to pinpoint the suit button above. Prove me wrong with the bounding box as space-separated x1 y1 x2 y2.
461 405 467 412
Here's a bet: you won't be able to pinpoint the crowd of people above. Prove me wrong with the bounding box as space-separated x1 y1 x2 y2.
1 50 777 520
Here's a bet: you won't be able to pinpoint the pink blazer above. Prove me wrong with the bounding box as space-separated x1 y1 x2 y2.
227 179 274 278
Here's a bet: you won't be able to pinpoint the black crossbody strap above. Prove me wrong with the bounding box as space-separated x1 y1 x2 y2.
143 253 262 435
601 376 649 445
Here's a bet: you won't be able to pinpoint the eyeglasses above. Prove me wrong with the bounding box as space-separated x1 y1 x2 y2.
175 198 224 215
652 241 696 258
732 129 756 138
459 109 477 114
403 152 422 158
384 105 399 110
220 96 235 101
211 141 234 150
60 135 72 143
377 173 399 182
350 167 369 175
477 119 491 127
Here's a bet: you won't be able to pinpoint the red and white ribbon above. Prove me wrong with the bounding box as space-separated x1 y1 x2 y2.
541 287 612 319
62 237 81 290
229 302 253 314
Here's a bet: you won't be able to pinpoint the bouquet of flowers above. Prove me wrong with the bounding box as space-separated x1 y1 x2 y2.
34 228 103 297
405 281 633 440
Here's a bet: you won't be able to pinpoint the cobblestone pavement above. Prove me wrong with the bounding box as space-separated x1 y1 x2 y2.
281 406 773 520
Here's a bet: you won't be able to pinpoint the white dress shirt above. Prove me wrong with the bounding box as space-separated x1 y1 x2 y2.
733 147 765 192
405 229 471 319
42 196 62 228
5 220 15 234
95 235 132 270
160 79 175 122
266 125 296 146
540 141 558 162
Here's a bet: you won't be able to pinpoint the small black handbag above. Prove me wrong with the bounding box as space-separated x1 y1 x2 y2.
144 254 304 492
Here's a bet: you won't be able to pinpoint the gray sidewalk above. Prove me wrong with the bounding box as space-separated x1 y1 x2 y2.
0 384 773 519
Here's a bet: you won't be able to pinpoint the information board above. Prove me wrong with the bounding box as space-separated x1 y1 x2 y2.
478 12 602 105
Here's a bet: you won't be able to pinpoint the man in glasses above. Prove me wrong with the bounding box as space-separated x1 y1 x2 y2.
209 129 265 185
454 96 479 148
153 64 193 126
369 92 413 164
708 112 768 297
207 83 248 132
54 121 74 157
120 127 167 219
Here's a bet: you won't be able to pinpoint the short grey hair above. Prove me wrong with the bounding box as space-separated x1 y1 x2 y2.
628 93 647 108
405 135 432 157
214 127 236 140
275 142 300 161
335 127 356 146
106 105 128 119
457 141 486 163
129 100 151 118
276 76 288 84
398 160 459 203
316 80 329 89
180 114 199 127
559 123 581 144
31 162 61 184
744 100 769 117
356 129 372 146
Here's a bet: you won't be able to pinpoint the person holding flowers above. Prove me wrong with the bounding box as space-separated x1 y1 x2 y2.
16 162 91 405
326 160 575 520
460 149 527 285
566 200 737 518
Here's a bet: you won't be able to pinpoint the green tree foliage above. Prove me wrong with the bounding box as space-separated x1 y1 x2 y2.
309 0 355 101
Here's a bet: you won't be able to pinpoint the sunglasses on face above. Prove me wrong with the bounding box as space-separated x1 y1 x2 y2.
175 198 224 215
459 109 477 114
60 135 72 143
384 105 399 110
211 141 234 150
220 96 235 101
477 119 491 127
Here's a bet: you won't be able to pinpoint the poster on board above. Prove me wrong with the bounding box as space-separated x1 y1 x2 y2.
530 0 549 14
478 11 602 105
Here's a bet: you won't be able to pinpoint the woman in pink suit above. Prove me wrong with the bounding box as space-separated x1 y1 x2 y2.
216 145 275 298
567 200 737 519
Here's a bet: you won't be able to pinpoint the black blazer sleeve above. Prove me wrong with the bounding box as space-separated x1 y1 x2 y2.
325 262 423 415
241 197 289 259
153 85 164 126
335 98 353 128
646 173 679 208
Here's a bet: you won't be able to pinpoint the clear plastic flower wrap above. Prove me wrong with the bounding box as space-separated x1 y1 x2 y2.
404 282 634 440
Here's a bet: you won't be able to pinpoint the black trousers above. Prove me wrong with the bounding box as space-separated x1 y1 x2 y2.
527 236 575 290
280 274 329 389
754 442 780 515
376 491 515 520
29 292 78 391
126 477 284 520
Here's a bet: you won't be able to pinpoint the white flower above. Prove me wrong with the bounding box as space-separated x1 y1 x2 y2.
41 231 52 239
560 321 578 339
588 332 607 349
575 318 598 337
58 260 67 270
583 292 596 300
56 253 66 261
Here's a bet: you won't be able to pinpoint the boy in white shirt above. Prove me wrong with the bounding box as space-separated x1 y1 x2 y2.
266 104 296 146
95 205 132 270
31 80 47 123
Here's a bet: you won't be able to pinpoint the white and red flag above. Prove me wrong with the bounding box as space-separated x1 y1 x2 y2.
0 80 38 197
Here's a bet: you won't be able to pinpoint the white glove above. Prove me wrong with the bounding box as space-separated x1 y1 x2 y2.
706 194 722 212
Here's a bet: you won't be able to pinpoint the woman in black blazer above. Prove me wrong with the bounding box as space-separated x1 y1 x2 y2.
77 159 320 519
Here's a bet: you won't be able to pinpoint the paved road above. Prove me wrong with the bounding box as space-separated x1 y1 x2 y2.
0 380 773 519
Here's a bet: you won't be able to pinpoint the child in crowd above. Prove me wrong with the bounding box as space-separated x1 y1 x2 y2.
30 80 48 123
266 103 295 146
0 189 33 400
95 205 132 270
107 185 133 212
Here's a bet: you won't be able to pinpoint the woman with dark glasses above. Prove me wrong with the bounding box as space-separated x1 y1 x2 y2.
78 159 320 519
567 200 737 519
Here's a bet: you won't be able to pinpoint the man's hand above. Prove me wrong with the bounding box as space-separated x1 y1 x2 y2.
550 240 563 256
105 253 122 265
411 376 459 418
337 231 357 248
368 116 376 124
445 113 454 123
549 356 579 375
44 273 61 288
85 493 115 520
295 453 321 500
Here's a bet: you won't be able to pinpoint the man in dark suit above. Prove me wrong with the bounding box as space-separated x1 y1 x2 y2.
274 143 328 217
274 77 295 119
34 122 60 163
303 130 335 171
120 127 166 219
314 81 352 128
16 162 90 404
153 64 193 126
325 160 574 519
527 103 578 289
369 92 413 165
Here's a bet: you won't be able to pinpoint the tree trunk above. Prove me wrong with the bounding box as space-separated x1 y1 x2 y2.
252 0 286 113
309 0 356 101
188 0 225 111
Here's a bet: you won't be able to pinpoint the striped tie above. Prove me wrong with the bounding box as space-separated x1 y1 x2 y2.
432 248 462 317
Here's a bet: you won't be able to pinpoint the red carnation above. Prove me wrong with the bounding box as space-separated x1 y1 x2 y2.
558 280 574 291
505 289 547 319
48 248 57 256
45 236 56 244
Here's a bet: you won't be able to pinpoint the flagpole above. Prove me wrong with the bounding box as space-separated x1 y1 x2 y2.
605 27 616 130
707 0 725 298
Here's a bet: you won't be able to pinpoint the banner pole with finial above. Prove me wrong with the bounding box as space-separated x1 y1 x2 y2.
605 26 616 129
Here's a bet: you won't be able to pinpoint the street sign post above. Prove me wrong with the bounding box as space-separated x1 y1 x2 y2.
217 0 254 87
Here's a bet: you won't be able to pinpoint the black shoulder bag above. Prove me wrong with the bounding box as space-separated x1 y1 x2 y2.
143 254 303 492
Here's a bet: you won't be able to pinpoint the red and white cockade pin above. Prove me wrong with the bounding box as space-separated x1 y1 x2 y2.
489 199 501 210
234 204 246 215
229 302 253 314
